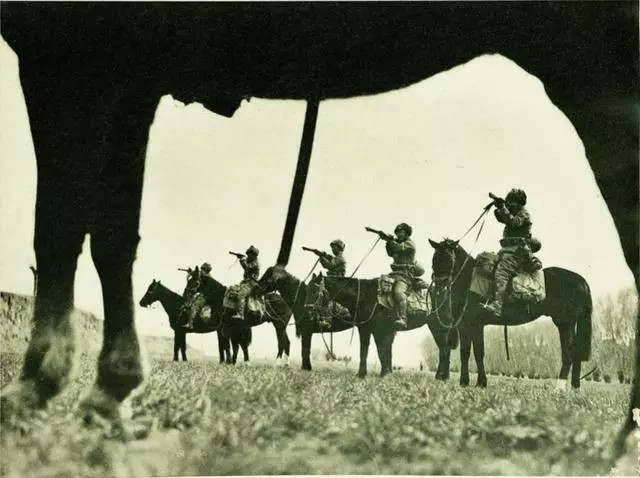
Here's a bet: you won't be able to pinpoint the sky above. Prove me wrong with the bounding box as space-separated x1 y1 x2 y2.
0 37 635 368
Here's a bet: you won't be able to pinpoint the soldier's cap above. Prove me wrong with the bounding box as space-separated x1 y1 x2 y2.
394 223 413 236
201 262 212 273
506 188 527 206
246 245 259 256
330 239 345 251
529 237 542 253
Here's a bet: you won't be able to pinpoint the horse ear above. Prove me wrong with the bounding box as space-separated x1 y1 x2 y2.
428 239 439 249
453 240 460 247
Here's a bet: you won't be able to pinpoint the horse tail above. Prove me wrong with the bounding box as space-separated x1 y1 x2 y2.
575 279 592 361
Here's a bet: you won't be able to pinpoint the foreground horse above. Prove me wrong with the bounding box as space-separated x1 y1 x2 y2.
429 238 592 389
182 268 292 365
138 279 249 363
0 2 636 453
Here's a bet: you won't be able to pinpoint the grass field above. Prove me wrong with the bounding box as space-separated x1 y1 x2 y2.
0 350 632 477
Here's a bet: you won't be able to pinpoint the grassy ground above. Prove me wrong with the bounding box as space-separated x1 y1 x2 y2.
0 351 632 477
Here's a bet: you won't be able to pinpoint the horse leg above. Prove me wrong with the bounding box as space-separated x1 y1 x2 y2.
373 330 394 377
173 331 180 362
273 321 283 360
459 325 472 387
473 325 487 388
0 190 84 422
231 337 239 365
556 325 573 381
79 92 159 429
217 331 225 363
181 331 187 362
357 327 372 378
301 333 312 371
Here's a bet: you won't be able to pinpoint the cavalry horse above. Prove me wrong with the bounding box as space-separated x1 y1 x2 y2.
0 2 636 456
138 279 245 364
182 267 292 365
428 238 592 389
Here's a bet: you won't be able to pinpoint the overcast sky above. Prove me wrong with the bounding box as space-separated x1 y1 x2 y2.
1 38 635 367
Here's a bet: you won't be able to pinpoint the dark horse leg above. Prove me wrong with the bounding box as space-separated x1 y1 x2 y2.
1 77 155 425
173 330 180 362
429 323 451 381
373 329 394 377
301 333 312 371
180 331 187 362
459 324 472 387
357 327 372 378
557 324 573 381
241 331 250 362
472 324 487 388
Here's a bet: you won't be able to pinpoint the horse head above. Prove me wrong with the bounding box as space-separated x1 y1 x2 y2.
257 264 291 294
429 238 460 283
139 279 161 307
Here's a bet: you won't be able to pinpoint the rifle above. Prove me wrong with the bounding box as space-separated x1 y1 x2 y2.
178 267 193 273
229 251 245 259
488 192 506 207
365 226 394 241
302 246 330 258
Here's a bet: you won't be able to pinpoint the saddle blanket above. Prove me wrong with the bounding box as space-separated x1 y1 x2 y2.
377 275 429 314
181 293 212 326
470 251 546 304
223 285 265 316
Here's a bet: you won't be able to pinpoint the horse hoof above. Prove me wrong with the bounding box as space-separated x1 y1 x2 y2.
357 371 366 379
77 387 129 440
0 380 41 426
460 379 470 387
476 381 487 388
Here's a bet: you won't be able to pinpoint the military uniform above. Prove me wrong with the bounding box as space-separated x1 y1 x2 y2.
319 253 346 277
385 224 419 328
233 246 260 319
484 189 532 316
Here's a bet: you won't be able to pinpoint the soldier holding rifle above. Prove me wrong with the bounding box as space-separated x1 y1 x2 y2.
228 246 260 319
483 188 533 317
366 223 420 329
302 239 347 277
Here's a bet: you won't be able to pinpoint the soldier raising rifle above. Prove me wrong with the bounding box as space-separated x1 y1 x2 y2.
228 246 260 320
302 239 347 277
366 223 422 329
483 188 535 317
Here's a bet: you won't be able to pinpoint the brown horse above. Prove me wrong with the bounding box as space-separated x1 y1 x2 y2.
0 2 636 454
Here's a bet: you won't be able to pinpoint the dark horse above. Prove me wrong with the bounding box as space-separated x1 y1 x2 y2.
429 238 592 389
183 267 293 365
138 279 251 364
1 3 636 455
258 265 441 377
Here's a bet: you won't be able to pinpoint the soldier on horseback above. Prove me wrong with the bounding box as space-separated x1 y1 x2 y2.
368 223 422 329
482 188 533 317
303 239 347 277
231 246 260 320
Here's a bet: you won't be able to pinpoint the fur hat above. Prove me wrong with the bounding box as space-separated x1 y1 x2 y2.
246 245 259 256
200 262 212 273
506 188 527 206
330 239 345 251
394 223 413 236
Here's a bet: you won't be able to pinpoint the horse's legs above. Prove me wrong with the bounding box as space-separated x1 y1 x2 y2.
373 330 394 377
241 333 250 362
217 331 225 363
180 331 187 362
473 325 487 388
556 325 573 380
459 325 472 386
301 333 312 371
357 327 372 378
173 331 180 362
1 77 111 422
80 92 159 426
231 337 239 365
273 321 284 359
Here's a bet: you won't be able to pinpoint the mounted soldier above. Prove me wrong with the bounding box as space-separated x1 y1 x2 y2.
228 246 260 320
303 239 347 277
367 223 425 329
482 188 536 317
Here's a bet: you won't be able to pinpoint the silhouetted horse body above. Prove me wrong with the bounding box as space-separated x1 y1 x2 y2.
187 271 292 365
1 2 636 453
429 239 592 390
138 279 237 363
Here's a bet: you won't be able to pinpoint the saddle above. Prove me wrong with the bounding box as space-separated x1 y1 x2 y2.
223 281 266 317
470 251 545 305
180 292 212 327
377 275 430 315
305 278 351 327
